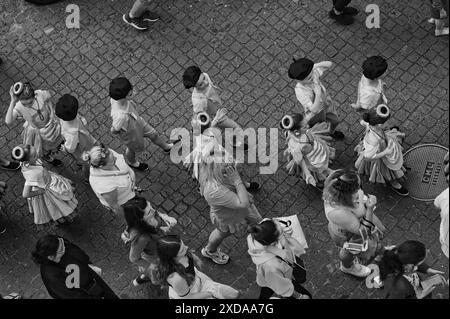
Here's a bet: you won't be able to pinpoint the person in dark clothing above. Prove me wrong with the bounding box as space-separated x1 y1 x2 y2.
378 240 446 299
329 0 359 25
31 234 119 299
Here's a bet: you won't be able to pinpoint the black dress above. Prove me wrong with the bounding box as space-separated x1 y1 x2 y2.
39 239 119 299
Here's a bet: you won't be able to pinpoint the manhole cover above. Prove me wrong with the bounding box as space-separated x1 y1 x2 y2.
403 144 448 201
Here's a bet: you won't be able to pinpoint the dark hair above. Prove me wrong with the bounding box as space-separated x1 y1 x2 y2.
109 77 132 100
182 66 202 89
153 235 195 287
31 234 60 265
55 94 79 121
379 240 426 281
362 106 390 126
122 202 158 237
362 56 388 80
248 220 279 246
323 169 361 208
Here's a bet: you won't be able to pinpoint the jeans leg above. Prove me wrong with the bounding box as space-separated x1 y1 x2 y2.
259 287 275 299
333 0 352 12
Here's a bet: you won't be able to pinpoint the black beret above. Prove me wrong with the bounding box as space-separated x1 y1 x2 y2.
55 94 79 121
288 58 314 81
362 56 387 80
109 77 132 100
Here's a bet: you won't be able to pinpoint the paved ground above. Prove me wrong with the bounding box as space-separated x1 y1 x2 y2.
0 0 448 299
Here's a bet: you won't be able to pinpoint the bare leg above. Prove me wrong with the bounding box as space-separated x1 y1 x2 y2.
125 147 138 166
206 228 230 253
130 0 151 18
149 134 172 152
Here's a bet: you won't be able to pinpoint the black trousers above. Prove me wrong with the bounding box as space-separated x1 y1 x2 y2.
93 273 120 299
333 0 352 12
259 281 312 299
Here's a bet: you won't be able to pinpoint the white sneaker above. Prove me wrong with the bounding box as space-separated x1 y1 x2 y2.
340 262 371 278
435 27 449 36
428 18 435 24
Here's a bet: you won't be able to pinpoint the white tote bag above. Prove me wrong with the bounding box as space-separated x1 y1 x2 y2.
274 214 308 251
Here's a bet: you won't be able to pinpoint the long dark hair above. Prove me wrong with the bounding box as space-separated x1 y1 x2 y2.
122 197 158 237
31 234 60 265
152 235 195 287
379 240 426 281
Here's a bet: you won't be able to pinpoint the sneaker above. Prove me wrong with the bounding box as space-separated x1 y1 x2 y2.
340 262 371 278
435 27 449 36
329 10 354 25
129 162 149 172
0 161 21 171
141 10 160 22
122 13 148 31
428 18 435 24
246 182 261 192
331 130 345 140
201 247 230 265
132 274 151 287
45 158 63 167
342 6 359 16
391 185 409 196
0 224 6 235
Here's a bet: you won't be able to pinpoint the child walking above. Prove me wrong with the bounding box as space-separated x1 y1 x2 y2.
280 113 335 188
55 94 97 181
288 58 345 140
354 105 409 196
5 82 64 166
182 66 248 149
12 144 78 229
351 56 388 111
109 77 177 171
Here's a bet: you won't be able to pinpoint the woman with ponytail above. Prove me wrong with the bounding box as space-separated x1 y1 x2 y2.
121 196 177 286
247 218 311 299
12 144 77 229
280 113 335 188
379 240 446 299
323 169 386 278
354 104 409 196
149 235 239 299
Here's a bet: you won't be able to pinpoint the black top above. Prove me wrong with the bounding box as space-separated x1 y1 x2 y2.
39 239 97 299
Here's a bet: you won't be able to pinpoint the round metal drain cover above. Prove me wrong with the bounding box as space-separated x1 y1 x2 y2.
403 144 448 201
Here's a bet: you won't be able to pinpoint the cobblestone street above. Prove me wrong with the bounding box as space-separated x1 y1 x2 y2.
0 0 448 299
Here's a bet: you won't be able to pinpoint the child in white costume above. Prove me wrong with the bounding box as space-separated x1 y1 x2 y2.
12 144 77 229
55 94 97 181
352 56 388 111
288 58 344 140
183 66 248 150
354 105 409 196
280 113 335 188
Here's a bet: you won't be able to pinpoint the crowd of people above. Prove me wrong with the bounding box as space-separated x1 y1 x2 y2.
0 1 449 300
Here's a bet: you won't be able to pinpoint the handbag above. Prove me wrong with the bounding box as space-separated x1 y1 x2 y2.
274 215 308 251
344 218 381 262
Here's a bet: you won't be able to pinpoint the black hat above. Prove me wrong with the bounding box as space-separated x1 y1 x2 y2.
362 56 387 80
288 58 314 81
55 94 79 121
109 77 132 100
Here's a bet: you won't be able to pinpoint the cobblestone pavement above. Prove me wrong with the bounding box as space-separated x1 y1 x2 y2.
0 0 448 299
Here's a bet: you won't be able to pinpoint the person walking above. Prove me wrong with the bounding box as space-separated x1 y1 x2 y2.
149 235 239 299
32 234 119 299
247 218 312 299
5 82 64 166
122 0 160 31
323 169 386 277
12 144 78 229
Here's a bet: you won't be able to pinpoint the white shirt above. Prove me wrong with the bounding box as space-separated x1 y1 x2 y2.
294 63 330 114
89 150 135 208
434 187 449 258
